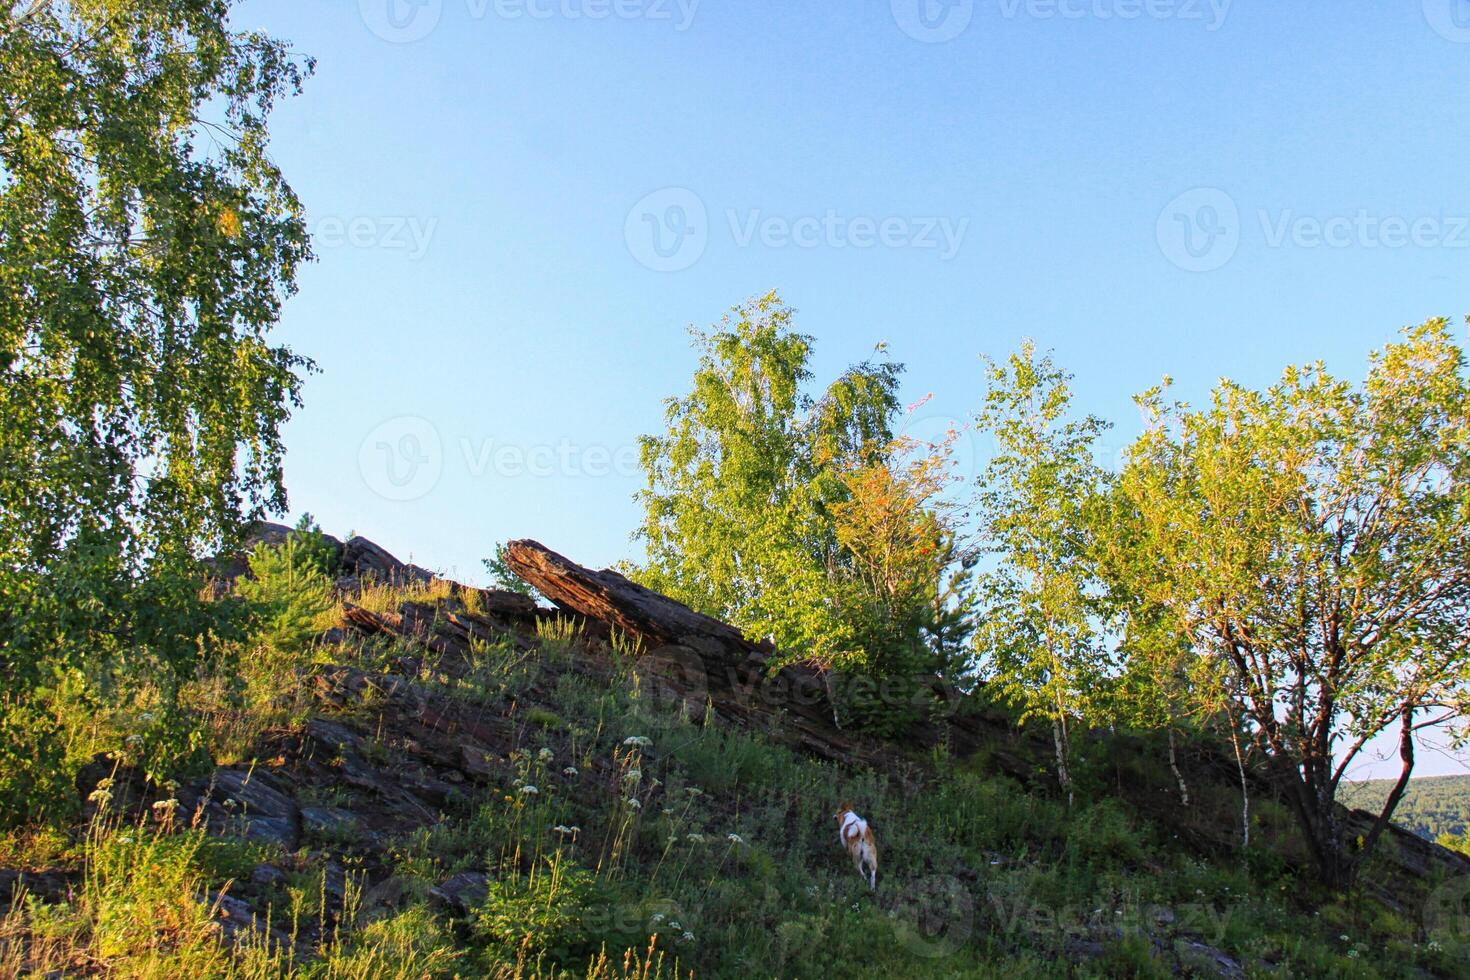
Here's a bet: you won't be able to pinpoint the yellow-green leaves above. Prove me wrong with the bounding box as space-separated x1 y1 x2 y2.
0 0 312 822
1109 317 1470 887
972 342 1116 801
634 293 966 720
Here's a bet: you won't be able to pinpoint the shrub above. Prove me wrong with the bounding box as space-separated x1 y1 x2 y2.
238 535 337 659
319 905 463 979
475 856 600 963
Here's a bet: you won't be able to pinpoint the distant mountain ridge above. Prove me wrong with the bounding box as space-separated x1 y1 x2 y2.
1340 774 1470 841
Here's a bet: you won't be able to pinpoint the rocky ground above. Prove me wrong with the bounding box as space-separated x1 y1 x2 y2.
7 527 1467 977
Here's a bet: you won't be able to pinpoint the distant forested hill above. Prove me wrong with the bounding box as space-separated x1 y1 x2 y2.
1340 774 1470 841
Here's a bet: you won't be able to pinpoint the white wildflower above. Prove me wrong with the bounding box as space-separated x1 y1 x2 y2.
685 833 704 843
537 748 554 763
552 824 580 835
623 769 642 783
626 797 641 809
622 735 652 748
520 784 539 795
562 766 579 776
681 931 694 943
726 833 745 845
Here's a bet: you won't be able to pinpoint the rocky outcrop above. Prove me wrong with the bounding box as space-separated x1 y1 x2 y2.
40 529 1461 978
339 535 435 587
501 538 896 765
211 524 436 589
179 768 301 850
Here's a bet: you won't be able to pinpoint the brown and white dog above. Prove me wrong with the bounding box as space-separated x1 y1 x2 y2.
834 802 878 890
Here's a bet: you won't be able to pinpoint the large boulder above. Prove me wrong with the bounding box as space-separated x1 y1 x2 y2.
178 768 301 850
339 535 436 586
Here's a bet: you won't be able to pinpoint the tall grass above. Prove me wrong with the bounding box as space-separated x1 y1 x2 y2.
4 538 1464 979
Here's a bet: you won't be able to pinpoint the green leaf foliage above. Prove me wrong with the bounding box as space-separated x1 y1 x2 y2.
1107 317 1470 887
634 292 969 731
0 0 312 822
970 341 1116 801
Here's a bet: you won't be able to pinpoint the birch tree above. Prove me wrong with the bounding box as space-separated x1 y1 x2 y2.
0 0 312 819
972 342 1116 805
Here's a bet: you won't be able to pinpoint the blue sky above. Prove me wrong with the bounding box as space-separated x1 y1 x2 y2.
238 1 1469 775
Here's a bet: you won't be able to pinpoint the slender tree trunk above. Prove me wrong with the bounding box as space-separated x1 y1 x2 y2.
1052 716 1073 808
822 670 844 730
1168 727 1190 807
1228 720 1250 849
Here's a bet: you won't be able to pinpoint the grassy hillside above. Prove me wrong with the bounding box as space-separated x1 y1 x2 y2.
1340 776 1470 843
1 531 1468 978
